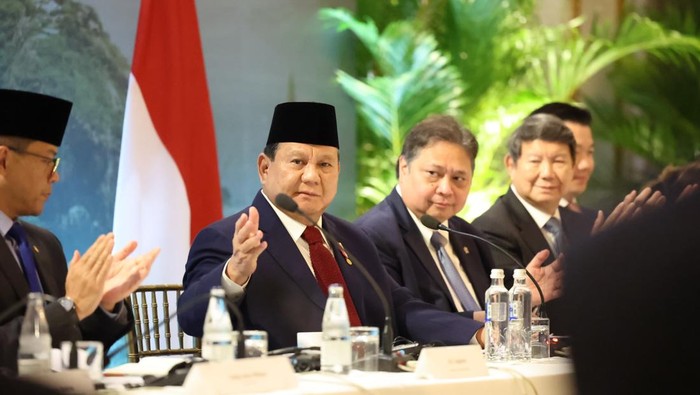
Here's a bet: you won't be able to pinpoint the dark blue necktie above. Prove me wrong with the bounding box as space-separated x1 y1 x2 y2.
430 232 481 312
7 222 43 292
543 217 564 257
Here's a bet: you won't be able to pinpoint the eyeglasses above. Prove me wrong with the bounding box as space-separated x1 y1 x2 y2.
7 146 61 175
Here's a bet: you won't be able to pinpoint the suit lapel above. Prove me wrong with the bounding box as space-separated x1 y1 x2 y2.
503 190 555 264
388 191 455 308
447 221 489 308
253 193 327 311
21 223 61 296
560 207 590 249
0 240 30 299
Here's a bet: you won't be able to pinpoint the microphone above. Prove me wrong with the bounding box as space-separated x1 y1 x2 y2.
420 214 547 317
274 193 398 371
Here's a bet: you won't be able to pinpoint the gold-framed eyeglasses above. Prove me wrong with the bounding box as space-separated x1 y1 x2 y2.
7 146 61 175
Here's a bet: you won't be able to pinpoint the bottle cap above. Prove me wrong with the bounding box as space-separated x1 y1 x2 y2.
513 269 526 279
490 269 504 279
327 283 344 296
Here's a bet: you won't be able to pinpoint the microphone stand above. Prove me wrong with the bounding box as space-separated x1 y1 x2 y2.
226 296 248 361
274 194 399 372
420 215 547 318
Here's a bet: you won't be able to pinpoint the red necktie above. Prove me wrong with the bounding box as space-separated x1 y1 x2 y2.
301 226 361 326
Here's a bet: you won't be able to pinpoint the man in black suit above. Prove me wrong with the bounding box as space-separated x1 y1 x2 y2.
178 103 485 351
565 193 700 394
529 102 598 231
356 115 562 321
473 113 590 335
0 89 159 373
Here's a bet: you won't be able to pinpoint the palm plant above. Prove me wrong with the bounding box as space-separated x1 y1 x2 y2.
586 3 700 176
321 1 700 219
519 14 700 101
319 8 465 212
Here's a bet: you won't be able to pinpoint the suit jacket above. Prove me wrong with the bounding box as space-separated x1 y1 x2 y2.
472 188 591 335
178 191 483 351
565 194 700 394
561 202 597 235
355 188 494 317
0 221 131 372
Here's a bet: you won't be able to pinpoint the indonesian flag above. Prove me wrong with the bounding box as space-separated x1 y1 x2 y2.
113 0 222 284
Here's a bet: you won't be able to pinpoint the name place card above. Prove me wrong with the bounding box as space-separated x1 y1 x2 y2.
414 345 488 379
183 355 297 394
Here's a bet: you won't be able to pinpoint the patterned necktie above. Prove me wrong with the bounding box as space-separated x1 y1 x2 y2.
543 217 564 257
430 232 481 311
301 226 361 326
6 222 43 293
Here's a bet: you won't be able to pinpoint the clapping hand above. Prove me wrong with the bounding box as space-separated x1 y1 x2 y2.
100 242 160 311
65 234 115 320
591 187 666 235
525 249 563 305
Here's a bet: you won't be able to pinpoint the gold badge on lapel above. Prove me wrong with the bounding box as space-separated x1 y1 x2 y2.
338 242 352 265
33 245 40 254
463 246 470 254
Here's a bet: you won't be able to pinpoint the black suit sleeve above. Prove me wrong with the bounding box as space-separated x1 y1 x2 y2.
0 316 23 374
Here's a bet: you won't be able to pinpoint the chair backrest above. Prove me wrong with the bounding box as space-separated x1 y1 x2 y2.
127 284 201 362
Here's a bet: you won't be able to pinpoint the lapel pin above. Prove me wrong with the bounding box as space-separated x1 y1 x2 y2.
463 246 470 254
338 242 352 265
33 245 40 254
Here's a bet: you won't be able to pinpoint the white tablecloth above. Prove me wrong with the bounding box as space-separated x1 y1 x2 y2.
101 357 574 395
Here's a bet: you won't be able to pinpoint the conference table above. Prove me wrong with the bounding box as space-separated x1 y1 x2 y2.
100 356 575 394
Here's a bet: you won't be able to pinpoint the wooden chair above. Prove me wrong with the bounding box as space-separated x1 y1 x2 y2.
126 284 201 362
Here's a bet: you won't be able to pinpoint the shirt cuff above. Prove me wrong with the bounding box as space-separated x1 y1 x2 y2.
221 258 247 301
100 301 126 321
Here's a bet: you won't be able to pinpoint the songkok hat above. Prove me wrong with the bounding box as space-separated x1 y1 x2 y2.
266 102 339 148
0 89 72 147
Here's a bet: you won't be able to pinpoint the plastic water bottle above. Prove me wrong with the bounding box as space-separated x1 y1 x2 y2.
485 269 509 361
321 283 351 374
508 269 532 361
202 286 234 362
17 292 52 376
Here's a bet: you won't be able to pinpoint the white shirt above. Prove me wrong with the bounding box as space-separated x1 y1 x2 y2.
510 185 562 253
396 186 479 312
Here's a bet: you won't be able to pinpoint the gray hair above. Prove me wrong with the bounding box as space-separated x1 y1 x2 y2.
507 113 576 162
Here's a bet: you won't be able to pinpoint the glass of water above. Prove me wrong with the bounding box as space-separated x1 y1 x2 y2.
233 330 268 358
350 326 379 371
530 317 550 359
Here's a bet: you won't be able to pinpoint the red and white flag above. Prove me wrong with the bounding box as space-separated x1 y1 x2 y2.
113 0 222 284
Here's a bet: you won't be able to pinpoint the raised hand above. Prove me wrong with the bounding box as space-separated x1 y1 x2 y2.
591 187 666 234
226 206 268 285
101 245 160 311
678 183 699 201
64 234 115 320
525 249 563 305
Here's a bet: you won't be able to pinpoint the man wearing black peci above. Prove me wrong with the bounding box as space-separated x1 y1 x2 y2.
178 102 486 352
0 89 159 373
